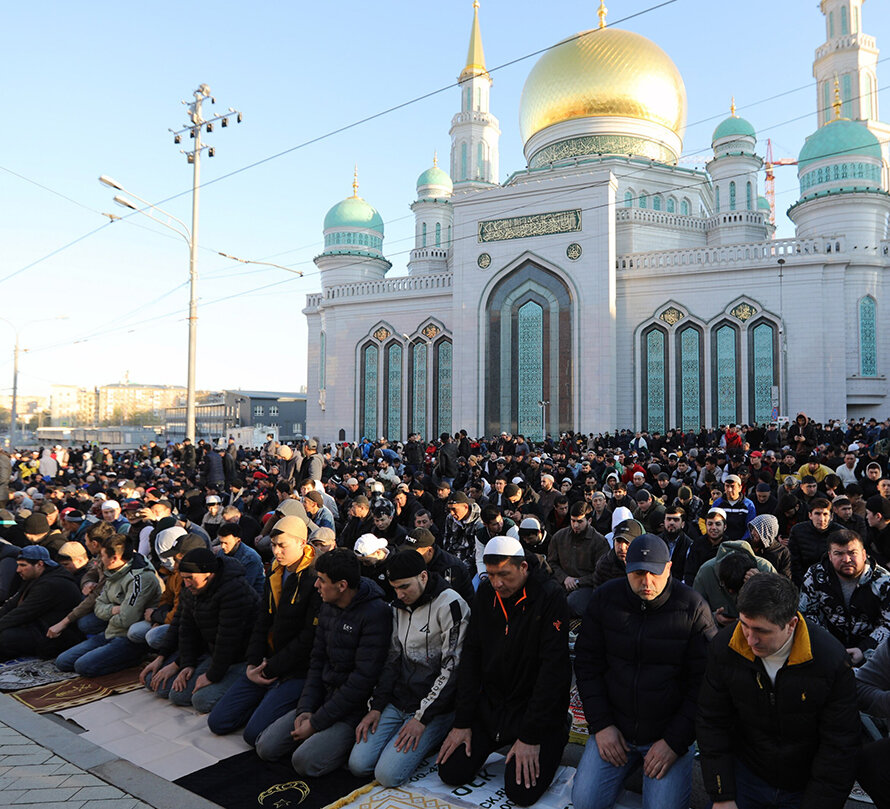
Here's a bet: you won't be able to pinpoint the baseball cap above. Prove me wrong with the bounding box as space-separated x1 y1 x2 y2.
404 528 436 548
612 518 644 545
386 549 426 580
625 534 671 575
271 515 309 540
482 535 525 558
448 491 470 505
707 507 728 521
724 474 742 485
17 545 58 567
101 500 120 511
354 534 388 557
755 482 772 493
205 495 221 505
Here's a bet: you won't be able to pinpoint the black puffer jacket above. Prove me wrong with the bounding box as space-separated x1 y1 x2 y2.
174 555 259 682
697 618 860 808
575 576 716 755
0 563 82 633
788 520 842 584
427 546 475 604
297 577 392 731
453 554 571 745
246 549 321 680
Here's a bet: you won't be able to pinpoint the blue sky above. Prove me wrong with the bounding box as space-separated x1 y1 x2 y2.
2 0 886 399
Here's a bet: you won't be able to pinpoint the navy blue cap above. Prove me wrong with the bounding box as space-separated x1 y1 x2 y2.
625 534 670 575
18 545 58 567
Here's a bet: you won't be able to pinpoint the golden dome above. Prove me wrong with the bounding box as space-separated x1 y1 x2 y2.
519 27 687 147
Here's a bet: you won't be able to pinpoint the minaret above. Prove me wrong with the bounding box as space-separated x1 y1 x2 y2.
814 0 878 126
408 152 454 275
449 0 500 189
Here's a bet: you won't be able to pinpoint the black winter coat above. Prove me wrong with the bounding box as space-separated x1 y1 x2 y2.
684 535 721 586
0 564 82 634
246 551 321 680
427 546 475 605
174 555 259 681
575 576 716 755
788 520 842 584
297 578 392 731
453 556 571 745
697 618 860 808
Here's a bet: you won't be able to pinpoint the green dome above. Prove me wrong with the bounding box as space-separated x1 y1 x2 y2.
417 165 453 193
757 196 771 212
323 196 384 234
798 119 882 170
712 115 756 142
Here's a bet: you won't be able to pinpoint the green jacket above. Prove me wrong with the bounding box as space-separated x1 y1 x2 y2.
693 540 776 618
94 557 162 639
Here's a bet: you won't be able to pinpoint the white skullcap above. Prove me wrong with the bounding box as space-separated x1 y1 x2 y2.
483 535 525 558
102 500 120 511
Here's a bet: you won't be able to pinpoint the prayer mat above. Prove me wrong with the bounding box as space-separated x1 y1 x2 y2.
59 689 251 780
10 666 142 712
850 782 875 803
174 750 373 809
331 783 462 809
0 656 37 671
568 683 589 745
0 658 79 691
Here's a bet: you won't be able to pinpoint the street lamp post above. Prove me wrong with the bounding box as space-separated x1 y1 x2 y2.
537 400 550 443
100 84 241 441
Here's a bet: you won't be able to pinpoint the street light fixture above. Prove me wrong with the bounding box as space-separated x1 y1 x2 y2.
537 400 550 443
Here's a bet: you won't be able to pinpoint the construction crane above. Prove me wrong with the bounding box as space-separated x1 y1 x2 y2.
764 138 798 226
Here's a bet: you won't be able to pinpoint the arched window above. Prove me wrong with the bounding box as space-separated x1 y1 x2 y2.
319 331 326 390
643 327 668 433
746 182 753 210
829 10 835 37
361 343 379 438
639 193 648 209
624 190 633 208
729 181 737 211
385 342 403 440
434 339 453 437
677 326 703 431
860 296 877 376
517 301 545 441
713 324 739 425
715 185 721 212
854 6 859 33
460 143 467 181
750 322 777 423
421 223 427 248
823 82 831 123
435 222 441 247
410 341 427 439
447 224 452 247
666 197 676 213
843 74 853 118
653 195 662 211
475 87 481 111
841 4 848 35
477 143 484 180
681 199 690 216
484 262 573 436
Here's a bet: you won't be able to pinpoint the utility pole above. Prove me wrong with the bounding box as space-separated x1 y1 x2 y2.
169 85 243 441
10 336 19 449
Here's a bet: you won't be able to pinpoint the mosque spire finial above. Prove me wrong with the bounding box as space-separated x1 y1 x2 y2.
730 97 736 117
352 164 359 198
433 150 438 167
832 75 842 120
598 0 608 29
460 0 487 81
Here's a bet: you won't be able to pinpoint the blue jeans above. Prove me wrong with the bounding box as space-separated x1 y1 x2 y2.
55 634 146 678
207 674 305 746
145 624 169 650
76 613 108 636
347 705 453 787
127 620 152 643
733 757 804 809
144 656 245 713
572 738 694 809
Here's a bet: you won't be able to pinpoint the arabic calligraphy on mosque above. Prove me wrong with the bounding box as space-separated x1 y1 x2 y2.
478 209 582 243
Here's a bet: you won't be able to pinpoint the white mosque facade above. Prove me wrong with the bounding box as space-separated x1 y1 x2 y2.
304 0 890 443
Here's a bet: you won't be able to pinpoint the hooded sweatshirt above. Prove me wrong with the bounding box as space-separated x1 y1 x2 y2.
370 573 470 723
693 540 777 618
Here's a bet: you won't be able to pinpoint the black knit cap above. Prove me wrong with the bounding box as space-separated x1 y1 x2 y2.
386 549 427 581
179 547 219 574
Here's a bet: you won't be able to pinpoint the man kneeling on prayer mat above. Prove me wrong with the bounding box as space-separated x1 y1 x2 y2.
348 549 470 786
437 535 570 807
